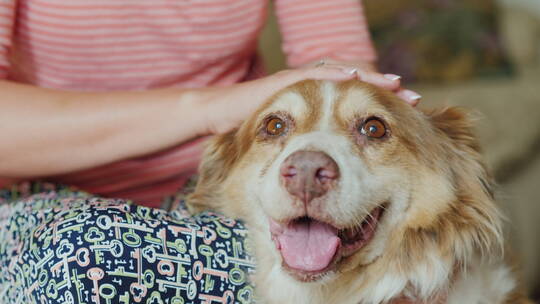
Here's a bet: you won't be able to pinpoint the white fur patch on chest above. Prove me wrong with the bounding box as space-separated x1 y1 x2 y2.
447 261 516 304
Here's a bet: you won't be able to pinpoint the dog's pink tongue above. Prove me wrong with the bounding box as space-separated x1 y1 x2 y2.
276 220 340 272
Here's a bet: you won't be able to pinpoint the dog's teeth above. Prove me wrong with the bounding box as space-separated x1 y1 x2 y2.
274 239 281 250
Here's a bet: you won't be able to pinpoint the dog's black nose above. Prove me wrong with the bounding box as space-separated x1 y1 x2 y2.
280 150 339 204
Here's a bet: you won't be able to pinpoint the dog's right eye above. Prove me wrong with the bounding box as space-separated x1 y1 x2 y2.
265 117 287 136
360 118 387 139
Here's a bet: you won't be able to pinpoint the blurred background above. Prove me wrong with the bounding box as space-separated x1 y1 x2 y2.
259 0 540 299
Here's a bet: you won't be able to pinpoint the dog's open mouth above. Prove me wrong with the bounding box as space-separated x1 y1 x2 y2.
269 205 385 281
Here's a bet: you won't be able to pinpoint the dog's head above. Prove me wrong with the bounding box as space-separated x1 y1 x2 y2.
189 80 502 293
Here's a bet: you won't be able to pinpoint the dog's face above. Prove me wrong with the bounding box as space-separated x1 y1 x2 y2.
190 80 501 291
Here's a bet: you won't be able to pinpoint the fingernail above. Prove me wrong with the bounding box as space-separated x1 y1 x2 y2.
384 74 401 81
410 94 422 101
403 89 422 101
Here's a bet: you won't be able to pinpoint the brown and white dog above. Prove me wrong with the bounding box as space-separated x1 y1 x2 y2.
187 80 531 304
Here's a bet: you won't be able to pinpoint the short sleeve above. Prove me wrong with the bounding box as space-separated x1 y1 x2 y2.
274 0 377 67
0 0 15 79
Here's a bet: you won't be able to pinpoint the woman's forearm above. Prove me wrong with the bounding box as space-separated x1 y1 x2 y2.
0 80 209 177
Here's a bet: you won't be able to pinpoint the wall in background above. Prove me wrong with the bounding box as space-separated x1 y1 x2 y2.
498 0 540 17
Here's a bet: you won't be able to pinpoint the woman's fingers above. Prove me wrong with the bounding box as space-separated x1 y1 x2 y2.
319 63 401 91
274 64 422 106
249 65 356 95
301 65 359 81
395 89 422 106
320 63 422 106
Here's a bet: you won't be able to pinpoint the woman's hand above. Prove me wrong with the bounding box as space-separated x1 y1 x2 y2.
309 59 422 106
200 65 358 135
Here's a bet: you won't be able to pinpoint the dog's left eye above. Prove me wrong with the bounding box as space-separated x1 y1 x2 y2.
360 118 386 138
265 117 287 136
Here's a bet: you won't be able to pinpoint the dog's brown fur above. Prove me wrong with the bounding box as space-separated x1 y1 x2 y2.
188 80 531 304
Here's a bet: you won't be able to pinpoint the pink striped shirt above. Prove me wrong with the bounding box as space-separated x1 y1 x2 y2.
0 0 376 207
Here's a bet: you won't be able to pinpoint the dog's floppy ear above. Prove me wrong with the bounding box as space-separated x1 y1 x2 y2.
187 130 240 214
428 107 481 157
426 107 503 256
427 107 494 197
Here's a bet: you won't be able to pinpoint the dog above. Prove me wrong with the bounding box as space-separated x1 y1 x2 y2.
187 79 531 304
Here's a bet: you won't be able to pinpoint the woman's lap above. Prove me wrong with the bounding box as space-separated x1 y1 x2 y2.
0 182 255 304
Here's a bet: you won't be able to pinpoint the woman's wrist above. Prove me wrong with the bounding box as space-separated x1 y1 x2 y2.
180 86 225 136
163 87 215 139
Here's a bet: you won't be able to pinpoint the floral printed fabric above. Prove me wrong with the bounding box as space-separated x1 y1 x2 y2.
0 182 256 304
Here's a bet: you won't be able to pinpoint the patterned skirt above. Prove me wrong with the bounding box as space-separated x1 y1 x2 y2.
0 182 256 304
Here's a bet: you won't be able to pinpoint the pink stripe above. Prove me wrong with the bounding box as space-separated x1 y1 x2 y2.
28 0 248 11
282 27 363 43
11 50 252 84
17 13 259 34
22 1 258 20
289 37 370 53
17 15 190 30
283 17 365 35
15 73 210 91
18 52 192 70
0 178 22 190
13 26 253 49
80 165 197 194
50 137 207 194
0 2 15 9
277 0 358 14
17 56 194 75
94 172 193 196
280 8 361 24
28 0 186 10
0 12 14 19
15 45 187 64
29 0 185 9
284 36 368 56
17 64 227 86
63 149 202 191
104 175 191 208
13 39 207 59
15 29 253 49
17 67 193 83
15 33 256 57
52 137 208 183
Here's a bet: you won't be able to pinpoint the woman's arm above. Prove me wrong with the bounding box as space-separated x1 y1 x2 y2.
0 80 206 177
0 66 355 178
